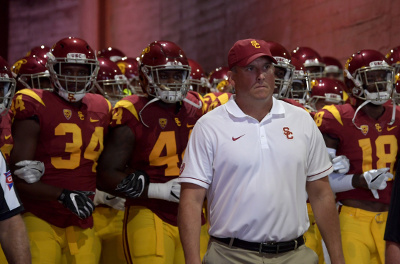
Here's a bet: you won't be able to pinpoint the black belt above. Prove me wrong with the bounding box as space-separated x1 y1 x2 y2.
211 235 304 254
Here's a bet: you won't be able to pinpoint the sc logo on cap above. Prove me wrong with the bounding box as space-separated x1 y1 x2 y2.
251 40 260 48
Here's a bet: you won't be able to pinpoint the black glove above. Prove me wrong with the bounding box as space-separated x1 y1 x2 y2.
58 189 95 219
115 170 149 198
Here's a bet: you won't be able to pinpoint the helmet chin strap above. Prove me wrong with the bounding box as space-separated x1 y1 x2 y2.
183 97 202 109
139 97 160 128
388 98 396 126
139 95 202 128
352 100 371 130
352 99 396 130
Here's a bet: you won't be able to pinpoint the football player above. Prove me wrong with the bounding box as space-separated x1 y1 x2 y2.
308 77 346 112
0 57 16 162
386 46 400 105
314 49 398 264
0 56 19 264
266 41 331 263
322 56 344 81
10 37 112 263
203 67 233 112
116 57 144 95
188 58 210 96
91 56 131 264
97 40 209 264
98 47 126 63
94 57 134 106
11 55 51 91
291 46 326 80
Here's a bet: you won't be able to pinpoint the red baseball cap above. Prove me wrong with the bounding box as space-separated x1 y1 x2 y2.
228 39 277 69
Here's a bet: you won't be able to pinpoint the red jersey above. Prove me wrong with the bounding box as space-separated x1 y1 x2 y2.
11 89 112 228
0 111 13 163
315 103 400 205
110 91 206 226
203 92 232 112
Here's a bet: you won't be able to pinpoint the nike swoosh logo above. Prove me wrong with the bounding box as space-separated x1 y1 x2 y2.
387 126 397 131
105 196 116 201
90 118 99 122
138 175 145 196
32 167 44 174
69 193 79 208
371 173 383 183
186 124 195 128
4 134 11 140
232 134 245 141
171 192 180 200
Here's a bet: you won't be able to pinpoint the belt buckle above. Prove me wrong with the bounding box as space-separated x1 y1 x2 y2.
259 241 277 254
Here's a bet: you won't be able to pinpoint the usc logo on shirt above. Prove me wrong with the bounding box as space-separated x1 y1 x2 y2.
283 127 293 139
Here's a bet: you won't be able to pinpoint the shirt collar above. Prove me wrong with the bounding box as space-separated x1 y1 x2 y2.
225 95 286 120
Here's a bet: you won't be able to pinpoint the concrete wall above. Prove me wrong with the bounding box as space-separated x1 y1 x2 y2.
7 0 400 73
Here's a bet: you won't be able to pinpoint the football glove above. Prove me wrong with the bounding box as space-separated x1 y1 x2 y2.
14 160 45 183
58 189 95 219
115 170 149 198
363 168 393 199
331 155 350 174
148 178 181 203
94 189 125 211
327 148 350 175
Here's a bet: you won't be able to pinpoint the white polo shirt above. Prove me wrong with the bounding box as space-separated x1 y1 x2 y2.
179 96 333 242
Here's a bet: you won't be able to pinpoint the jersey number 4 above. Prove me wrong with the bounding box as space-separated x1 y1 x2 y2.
149 130 192 176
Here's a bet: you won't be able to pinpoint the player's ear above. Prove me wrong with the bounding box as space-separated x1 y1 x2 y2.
227 70 235 87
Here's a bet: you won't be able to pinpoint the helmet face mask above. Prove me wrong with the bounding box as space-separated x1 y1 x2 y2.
325 70 343 80
95 74 131 106
95 57 133 106
141 66 190 103
12 56 51 91
264 41 294 99
50 62 97 102
0 57 16 115
309 94 343 112
345 49 394 105
116 57 143 95
358 68 393 105
289 57 311 105
289 76 310 105
46 37 99 102
291 47 325 81
189 77 210 95
305 65 325 79
0 81 15 115
349 64 393 105
273 62 294 98
28 73 51 90
323 56 344 81
139 41 191 103
19 73 51 90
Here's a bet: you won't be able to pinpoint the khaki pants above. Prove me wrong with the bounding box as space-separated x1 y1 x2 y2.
203 237 318 264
